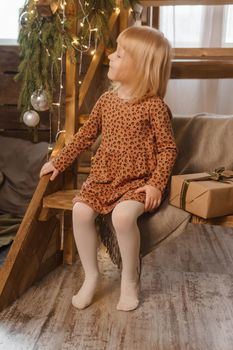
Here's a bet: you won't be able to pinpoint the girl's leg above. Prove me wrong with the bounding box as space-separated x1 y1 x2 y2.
112 200 144 311
72 201 99 310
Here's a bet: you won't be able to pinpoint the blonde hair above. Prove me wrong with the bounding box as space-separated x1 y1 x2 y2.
113 26 172 100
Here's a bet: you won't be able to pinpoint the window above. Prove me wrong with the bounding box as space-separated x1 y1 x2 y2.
0 0 24 44
224 5 233 46
0 2 233 46
160 5 233 48
160 6 204 47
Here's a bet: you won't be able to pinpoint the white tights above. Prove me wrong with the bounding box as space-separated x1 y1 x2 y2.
71 200 144 311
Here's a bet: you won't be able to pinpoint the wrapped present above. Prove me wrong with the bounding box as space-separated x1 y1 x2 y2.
169 167 233 219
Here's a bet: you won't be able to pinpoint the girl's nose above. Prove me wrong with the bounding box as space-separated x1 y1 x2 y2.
108 52 113 60
108 50 117 60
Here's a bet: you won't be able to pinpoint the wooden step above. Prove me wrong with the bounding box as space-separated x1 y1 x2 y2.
77 165 91 174
41 190 79 266
43 190 79 211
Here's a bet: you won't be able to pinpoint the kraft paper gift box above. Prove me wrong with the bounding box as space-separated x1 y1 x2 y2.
169 169 233 219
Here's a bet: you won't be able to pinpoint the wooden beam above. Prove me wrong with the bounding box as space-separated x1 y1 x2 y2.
78 10 120 110
174 48 233 60
0 129 50 142
63 0 79 190
171 59 233 79
152 7 160 28
119 1 129 32
0 74 21 105
63 211 77 265
65 1 78 141
140 0 233 5
0 46 19 73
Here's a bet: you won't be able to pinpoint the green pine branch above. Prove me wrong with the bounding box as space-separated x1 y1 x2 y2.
15 0 139 116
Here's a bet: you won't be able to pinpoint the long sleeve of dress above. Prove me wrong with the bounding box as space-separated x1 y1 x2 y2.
52 96 103 172
146 98 178 194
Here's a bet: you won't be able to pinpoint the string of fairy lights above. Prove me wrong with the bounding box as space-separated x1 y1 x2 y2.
16 0 136 154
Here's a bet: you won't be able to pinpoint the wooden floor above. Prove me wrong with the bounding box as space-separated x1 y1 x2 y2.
0 223 233 350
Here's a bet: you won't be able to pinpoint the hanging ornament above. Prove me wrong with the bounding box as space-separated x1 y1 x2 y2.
19 11 29 26
23 110 40 127
35 0 59 18
30 90 50 111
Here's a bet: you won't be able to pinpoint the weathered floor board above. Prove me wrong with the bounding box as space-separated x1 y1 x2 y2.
0 223 233 350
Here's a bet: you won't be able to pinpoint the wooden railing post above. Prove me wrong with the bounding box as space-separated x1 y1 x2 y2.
119 0 129 32
63 0 79 263
65 0 79 144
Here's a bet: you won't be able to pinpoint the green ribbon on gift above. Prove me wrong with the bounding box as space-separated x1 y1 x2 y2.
180 167 233 210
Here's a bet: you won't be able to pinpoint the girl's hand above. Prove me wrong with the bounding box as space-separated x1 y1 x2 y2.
135 184 162 212
40 161 59 181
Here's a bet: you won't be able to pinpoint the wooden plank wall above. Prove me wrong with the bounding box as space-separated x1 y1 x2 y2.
0 45 66 142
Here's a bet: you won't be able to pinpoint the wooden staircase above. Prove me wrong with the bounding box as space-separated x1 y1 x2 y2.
0 1 122 311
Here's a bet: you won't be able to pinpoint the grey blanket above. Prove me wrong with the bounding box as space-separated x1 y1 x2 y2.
0 136 48 248
0 136 48 216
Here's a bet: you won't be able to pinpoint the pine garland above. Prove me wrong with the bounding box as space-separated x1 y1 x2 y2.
15 0 138 116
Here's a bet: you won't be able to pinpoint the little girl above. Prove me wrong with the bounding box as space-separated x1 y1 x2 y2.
40 26 178 312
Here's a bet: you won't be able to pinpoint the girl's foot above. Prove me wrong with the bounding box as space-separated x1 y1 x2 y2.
117 256 141 311
72 273 100 310
116 277 140 311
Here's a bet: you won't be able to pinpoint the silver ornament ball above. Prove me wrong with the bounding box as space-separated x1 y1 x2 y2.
20 11 29 26
23 110 40 127
30 90 50 111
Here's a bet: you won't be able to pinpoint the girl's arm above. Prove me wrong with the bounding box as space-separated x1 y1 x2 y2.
51 95 104 173
147 98 178 194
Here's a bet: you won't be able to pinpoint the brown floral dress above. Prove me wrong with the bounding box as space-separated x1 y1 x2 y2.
52 91 178 214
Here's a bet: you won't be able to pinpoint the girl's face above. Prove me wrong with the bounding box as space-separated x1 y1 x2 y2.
107 44 134 84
